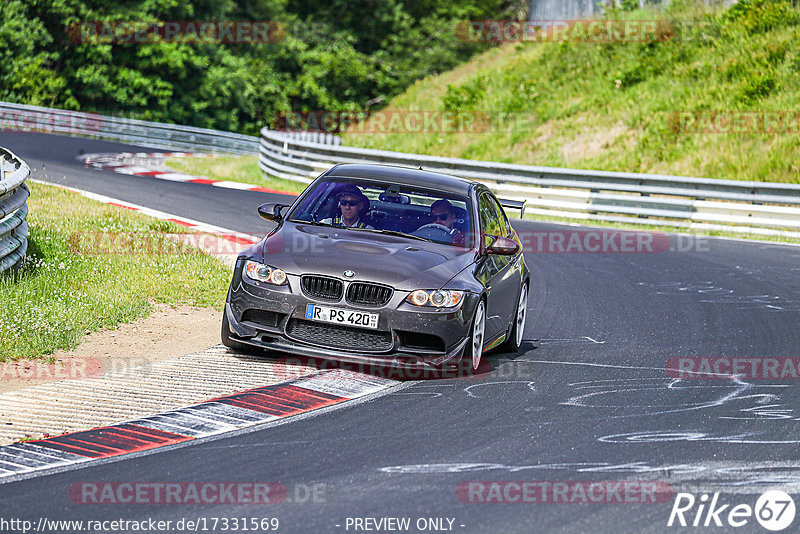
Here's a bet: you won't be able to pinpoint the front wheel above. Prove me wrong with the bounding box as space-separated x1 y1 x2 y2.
499 282 528 353
221 311 248 352
461 300 486 373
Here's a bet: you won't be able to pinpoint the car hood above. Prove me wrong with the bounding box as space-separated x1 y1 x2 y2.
258 223 476 290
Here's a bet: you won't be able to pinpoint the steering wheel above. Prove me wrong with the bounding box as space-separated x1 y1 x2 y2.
412 223 454 240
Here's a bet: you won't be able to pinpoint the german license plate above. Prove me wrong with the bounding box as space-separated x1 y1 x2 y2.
305 304 379 329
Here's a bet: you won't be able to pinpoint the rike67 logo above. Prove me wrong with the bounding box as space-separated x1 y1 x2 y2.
668 491 796 531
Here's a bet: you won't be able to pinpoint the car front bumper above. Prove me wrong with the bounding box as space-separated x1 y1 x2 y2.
226 270 479 371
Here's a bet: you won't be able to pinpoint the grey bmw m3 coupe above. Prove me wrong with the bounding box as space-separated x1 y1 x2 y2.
222 163 529 374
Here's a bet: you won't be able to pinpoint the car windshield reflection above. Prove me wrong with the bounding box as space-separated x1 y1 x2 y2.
288 179 474 247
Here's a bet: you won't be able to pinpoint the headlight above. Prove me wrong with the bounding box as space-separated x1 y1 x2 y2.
405 289 464 308
244 260 288 286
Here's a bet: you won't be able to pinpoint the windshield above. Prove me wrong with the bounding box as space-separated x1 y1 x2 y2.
288 178 474 247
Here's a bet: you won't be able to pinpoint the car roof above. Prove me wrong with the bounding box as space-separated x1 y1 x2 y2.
324 163 479 196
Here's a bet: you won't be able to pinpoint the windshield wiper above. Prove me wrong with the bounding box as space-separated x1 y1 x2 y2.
350 228 433 242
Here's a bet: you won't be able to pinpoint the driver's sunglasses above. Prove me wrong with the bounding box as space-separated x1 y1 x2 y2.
339 200 361 207
432 212 452 221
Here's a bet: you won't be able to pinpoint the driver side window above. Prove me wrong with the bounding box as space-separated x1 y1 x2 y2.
478 193 502 249
488 196 511 238
478 193 501 236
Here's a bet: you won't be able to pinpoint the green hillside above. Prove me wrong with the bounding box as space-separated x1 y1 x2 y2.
344 0 800 183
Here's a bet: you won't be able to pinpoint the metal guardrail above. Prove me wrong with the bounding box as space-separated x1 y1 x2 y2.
3 99 796 238
0 101 259 154
259 127 800 237
0 147 30 273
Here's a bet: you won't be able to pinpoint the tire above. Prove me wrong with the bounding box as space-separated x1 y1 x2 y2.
461 299 486 373
221 311 248 352
499 282 528 353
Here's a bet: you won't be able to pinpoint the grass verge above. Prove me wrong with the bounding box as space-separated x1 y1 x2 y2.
0 182 231 361
164 155 307 194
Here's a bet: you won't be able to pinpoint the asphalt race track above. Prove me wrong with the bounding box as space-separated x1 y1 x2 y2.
0 132 292 236
2 131 800 533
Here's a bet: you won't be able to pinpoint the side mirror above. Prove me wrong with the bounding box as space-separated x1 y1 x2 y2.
486 236 520 256
258 203 288 222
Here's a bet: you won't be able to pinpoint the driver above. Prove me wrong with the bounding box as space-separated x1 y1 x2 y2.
321 185 374 229
429 199 464 244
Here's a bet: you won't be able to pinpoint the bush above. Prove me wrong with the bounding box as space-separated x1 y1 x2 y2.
722 0 800 33
0 0 502 135
441 76 488 112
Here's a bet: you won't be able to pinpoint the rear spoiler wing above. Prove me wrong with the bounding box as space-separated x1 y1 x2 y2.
498 198 526 219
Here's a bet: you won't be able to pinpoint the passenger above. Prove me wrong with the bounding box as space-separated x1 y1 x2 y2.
321 185 374 229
